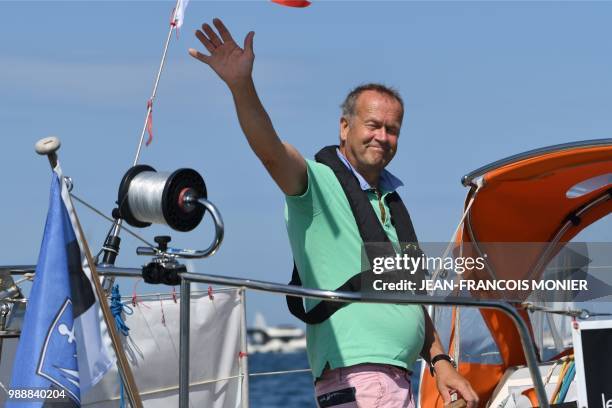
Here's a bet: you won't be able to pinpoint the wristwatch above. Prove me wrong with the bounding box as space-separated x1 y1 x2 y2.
429 354 457 376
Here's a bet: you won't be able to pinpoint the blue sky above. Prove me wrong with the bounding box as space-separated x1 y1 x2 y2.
2 1 611 325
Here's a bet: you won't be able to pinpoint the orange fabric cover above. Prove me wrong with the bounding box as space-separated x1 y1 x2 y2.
465 144 612 368
420 143 612 406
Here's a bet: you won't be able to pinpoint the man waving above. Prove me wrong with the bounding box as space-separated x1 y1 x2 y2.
190 18 478 408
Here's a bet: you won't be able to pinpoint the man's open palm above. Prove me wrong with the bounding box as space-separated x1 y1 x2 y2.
189 18 255 89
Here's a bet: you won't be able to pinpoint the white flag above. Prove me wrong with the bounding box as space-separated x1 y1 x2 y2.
174 0 190 28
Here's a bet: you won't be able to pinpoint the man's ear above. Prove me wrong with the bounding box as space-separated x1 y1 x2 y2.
339 117 349 146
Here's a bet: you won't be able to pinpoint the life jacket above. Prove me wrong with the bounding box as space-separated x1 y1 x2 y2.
286 145 426 324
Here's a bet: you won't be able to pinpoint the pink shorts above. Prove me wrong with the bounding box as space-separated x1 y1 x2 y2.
314 363 415 408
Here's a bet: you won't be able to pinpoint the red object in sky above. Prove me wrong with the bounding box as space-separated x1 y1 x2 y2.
271 0 311 7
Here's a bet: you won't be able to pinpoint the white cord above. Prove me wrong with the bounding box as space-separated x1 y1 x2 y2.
429 186 480 286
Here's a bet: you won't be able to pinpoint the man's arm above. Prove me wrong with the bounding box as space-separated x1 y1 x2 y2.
421 308 479 407
189 18 307 196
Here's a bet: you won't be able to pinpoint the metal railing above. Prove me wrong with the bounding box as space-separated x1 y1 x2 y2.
178 271 550 408
1 265 550 408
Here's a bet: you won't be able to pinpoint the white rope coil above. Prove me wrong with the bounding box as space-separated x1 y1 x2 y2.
128 171 173 225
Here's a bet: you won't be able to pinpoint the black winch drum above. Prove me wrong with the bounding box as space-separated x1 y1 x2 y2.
117 165 207 232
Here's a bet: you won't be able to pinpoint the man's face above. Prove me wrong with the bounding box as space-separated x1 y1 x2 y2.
339 90 403 178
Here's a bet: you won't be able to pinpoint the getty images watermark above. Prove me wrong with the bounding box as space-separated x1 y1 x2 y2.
362 242 612 302
371 252 587 292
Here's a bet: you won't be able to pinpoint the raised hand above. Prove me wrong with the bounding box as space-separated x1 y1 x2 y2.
189 18 255 90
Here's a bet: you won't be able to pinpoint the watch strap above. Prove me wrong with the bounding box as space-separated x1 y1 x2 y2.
429 354 456 376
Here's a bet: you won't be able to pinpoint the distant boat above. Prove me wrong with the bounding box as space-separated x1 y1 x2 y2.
247 312 306 353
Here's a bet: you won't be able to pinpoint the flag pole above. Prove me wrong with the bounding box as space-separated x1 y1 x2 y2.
35 137 144 408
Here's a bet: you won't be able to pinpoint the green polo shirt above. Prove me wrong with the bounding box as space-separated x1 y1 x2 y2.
285 159 425 379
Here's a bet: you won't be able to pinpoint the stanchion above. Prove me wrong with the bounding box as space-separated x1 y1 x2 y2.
179 278 191 408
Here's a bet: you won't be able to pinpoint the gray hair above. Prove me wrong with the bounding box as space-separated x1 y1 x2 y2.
340 83 404 122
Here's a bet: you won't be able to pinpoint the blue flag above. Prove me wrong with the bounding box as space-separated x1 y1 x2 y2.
8 171 114 407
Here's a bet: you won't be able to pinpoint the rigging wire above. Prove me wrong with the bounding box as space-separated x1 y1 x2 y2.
94 368 314 403
110 0 182 262
70 193 156 249
132 0 181 167
429 188 480 285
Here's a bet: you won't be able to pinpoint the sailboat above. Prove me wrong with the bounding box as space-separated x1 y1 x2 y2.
1 0 611 406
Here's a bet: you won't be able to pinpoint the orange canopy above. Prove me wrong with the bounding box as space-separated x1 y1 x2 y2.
464 140 611 248
421 139 612 407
